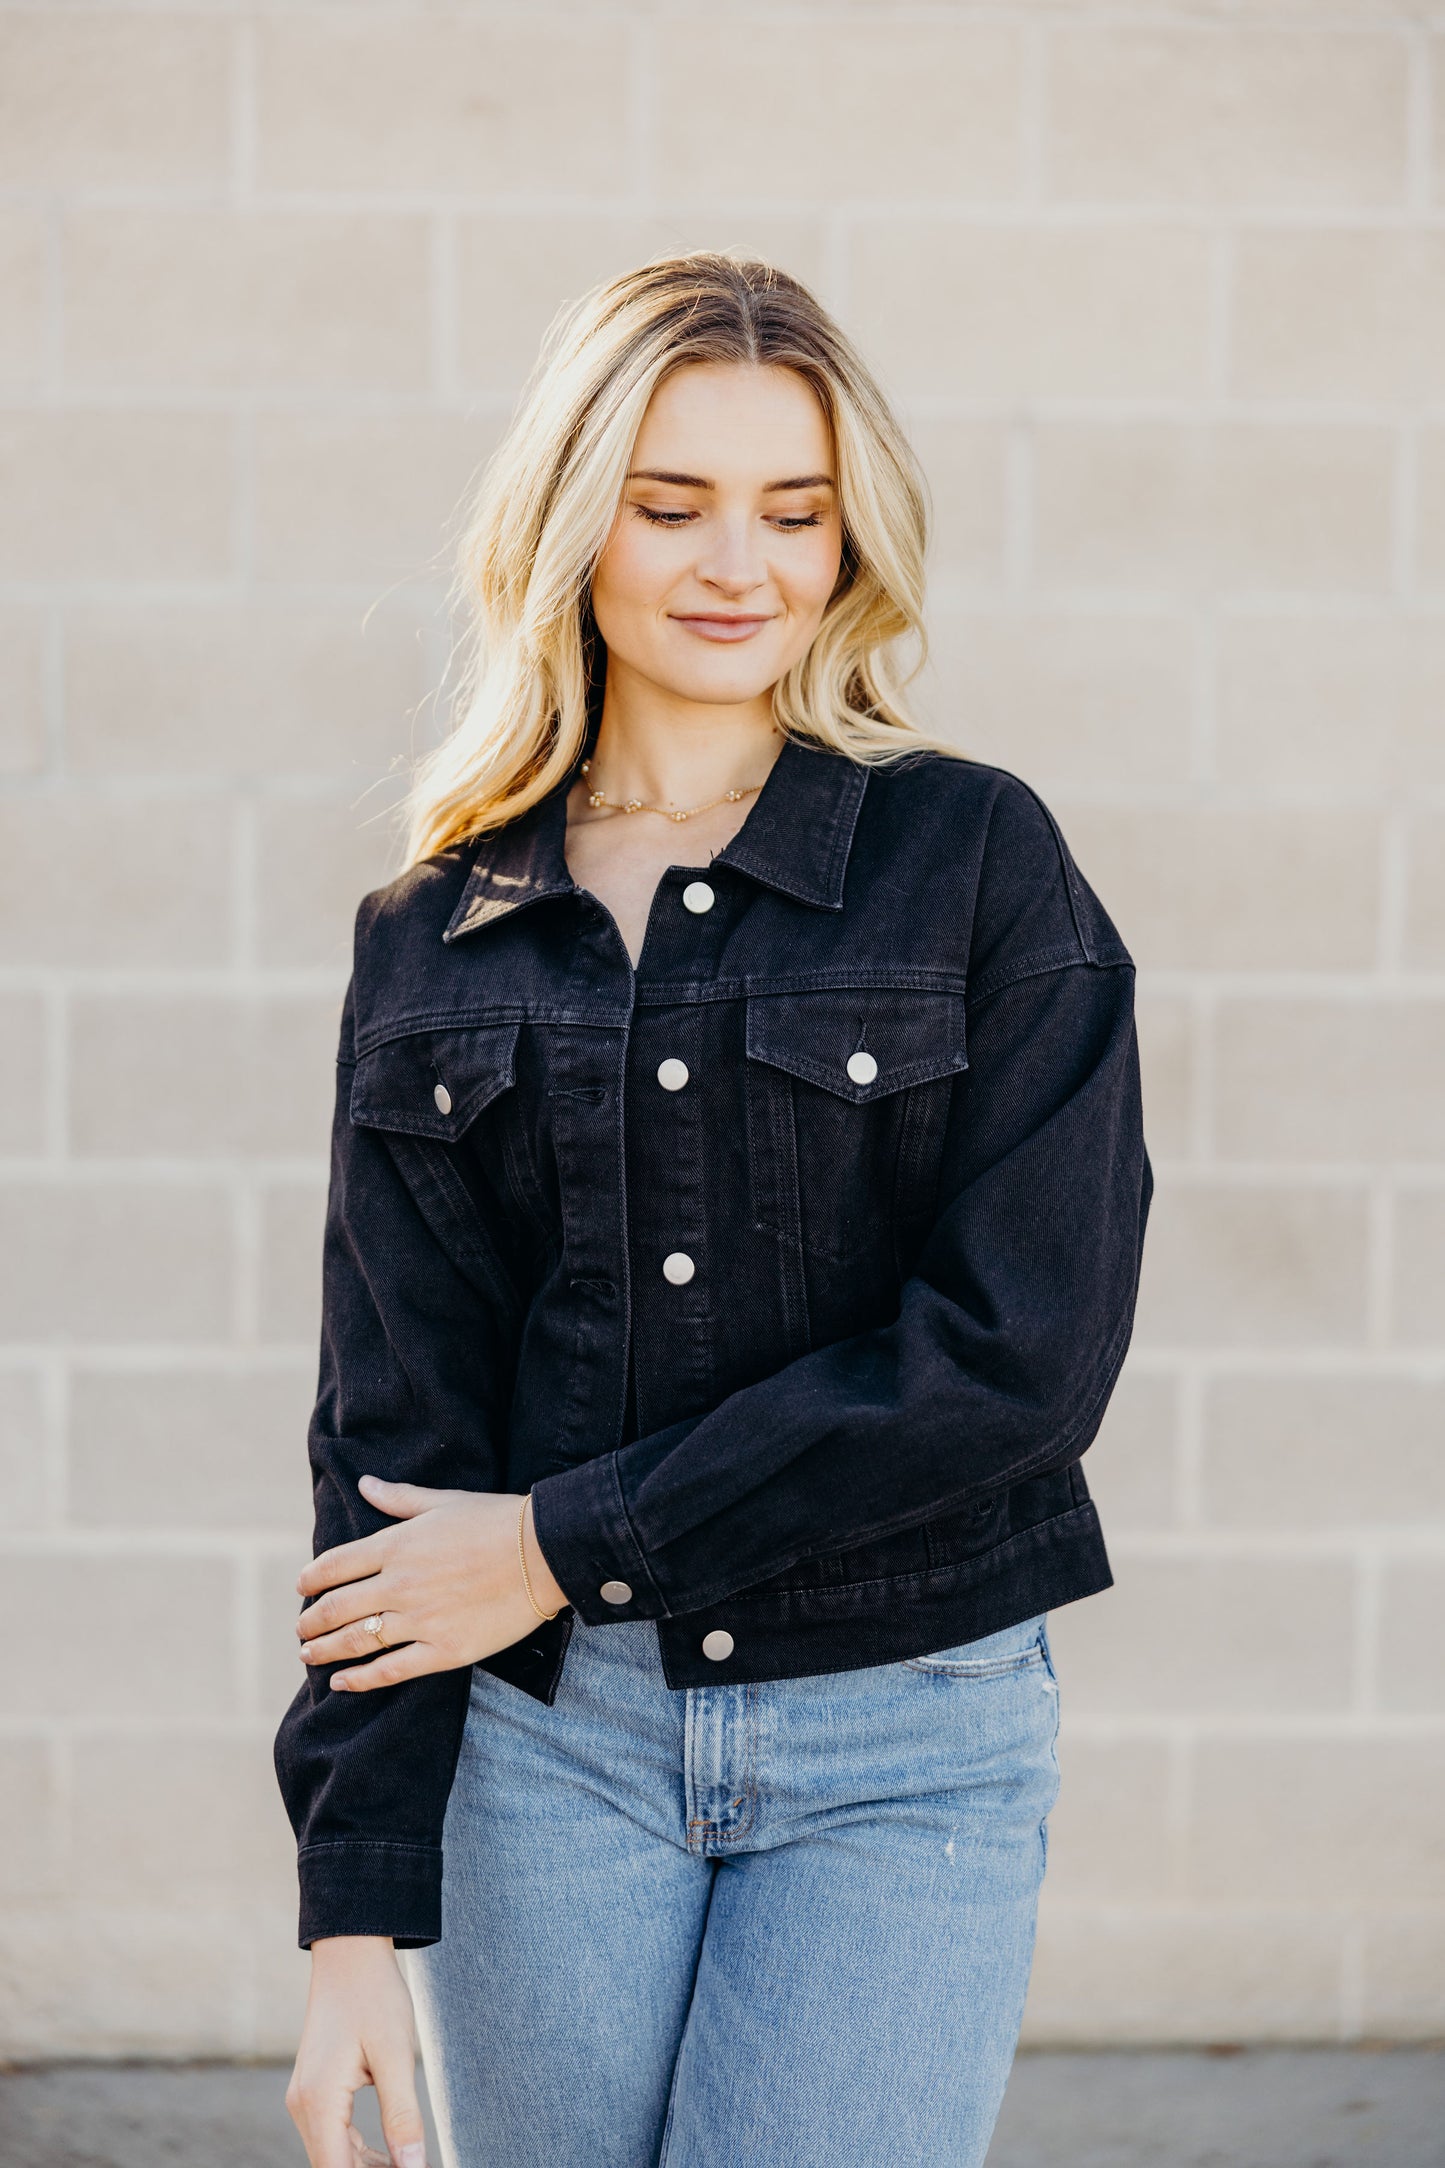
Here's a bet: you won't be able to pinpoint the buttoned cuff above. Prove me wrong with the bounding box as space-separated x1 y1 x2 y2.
297 1838 442 1950
528 1452 669 1625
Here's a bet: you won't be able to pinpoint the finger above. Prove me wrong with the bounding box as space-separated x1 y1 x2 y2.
287 2075 362 2168
298 1534 387 1600
357 1473 448 1520
372 2036 428 2168
331 1641 439 1694
297 1578 385 1644
301 1615 412 1669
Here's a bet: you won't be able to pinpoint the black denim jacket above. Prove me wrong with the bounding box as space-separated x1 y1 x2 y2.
274 734 1152 1948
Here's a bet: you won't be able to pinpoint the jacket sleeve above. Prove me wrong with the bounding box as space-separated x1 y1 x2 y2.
272 980 521 1949
529 779 1154 1625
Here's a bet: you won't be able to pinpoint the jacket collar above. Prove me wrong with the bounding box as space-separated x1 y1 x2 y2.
442 733 869 944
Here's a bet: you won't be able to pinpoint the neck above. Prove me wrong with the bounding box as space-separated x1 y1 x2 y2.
589 660 784 810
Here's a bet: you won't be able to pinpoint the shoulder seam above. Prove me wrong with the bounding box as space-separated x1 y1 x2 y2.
969 947 1134 1010
998 772 1096 965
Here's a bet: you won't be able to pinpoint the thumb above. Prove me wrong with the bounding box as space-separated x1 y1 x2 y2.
358 1475 440 1521
371 2039 427 2167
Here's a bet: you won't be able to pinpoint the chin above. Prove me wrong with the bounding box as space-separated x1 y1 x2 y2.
676 676 777 709
646 652 788 708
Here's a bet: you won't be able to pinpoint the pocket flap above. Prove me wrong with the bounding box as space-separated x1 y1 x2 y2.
350 1023 521 1141
746 990 967 1102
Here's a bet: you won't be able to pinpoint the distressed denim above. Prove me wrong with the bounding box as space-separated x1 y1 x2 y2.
274 731 1151 1947
403 1610 1061 2168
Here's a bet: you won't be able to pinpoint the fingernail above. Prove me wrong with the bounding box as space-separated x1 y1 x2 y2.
396 2147 426 2168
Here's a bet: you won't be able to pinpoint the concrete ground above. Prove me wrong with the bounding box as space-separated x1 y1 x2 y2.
0 2048 1440 2167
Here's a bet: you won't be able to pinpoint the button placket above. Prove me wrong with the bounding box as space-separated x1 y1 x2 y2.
626 986 711 1427
657 1028 695 1285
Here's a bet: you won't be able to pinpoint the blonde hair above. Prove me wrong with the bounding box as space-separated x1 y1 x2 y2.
405 250 954 867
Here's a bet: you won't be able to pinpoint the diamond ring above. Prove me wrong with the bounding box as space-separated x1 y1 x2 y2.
361 1613 387 1649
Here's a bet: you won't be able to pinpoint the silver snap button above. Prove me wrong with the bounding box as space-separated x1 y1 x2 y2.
599 1579 633 1606
657 1058 689 1092
682 881 715 915
433 1082 453 1114
701 1629 734 1662
845 1051 878 1086
662 1251 695 1286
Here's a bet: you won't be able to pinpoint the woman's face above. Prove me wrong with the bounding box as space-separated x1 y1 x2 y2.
589 362 844 710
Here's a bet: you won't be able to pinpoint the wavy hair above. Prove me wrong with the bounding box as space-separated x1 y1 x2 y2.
404 250 954 867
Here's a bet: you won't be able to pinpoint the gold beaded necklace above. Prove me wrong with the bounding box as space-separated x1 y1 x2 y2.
579 757 766 825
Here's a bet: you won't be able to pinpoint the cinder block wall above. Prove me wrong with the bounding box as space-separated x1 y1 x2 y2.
2 3 1441 2057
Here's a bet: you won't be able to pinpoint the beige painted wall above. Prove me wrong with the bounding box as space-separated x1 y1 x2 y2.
2 2 1442 2057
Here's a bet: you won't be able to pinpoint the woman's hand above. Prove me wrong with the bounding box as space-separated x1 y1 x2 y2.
296 1480 570 1691
286 1935 427 2168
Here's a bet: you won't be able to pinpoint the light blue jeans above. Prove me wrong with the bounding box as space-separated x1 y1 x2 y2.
403 1610 1060 2168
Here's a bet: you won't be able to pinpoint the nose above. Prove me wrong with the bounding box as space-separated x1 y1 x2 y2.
696 513 767 597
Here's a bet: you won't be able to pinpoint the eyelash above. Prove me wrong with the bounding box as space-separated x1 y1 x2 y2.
632 507 823 530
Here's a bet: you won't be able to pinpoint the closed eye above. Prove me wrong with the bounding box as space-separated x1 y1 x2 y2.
632 507 824 530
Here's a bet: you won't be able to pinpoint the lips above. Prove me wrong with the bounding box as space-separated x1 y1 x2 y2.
670 614 775 643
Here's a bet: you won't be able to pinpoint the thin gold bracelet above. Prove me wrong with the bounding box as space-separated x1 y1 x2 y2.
517 1494 561 1621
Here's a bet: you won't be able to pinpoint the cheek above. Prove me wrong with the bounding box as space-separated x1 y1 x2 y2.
776 531 844 620
591 521 670 625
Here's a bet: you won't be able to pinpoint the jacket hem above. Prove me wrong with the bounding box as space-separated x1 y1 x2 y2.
652 1501 1113 1690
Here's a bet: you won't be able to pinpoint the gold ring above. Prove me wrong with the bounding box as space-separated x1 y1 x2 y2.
361 1612 387 1650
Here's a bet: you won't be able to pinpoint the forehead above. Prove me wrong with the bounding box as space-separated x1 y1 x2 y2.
633 363 833 476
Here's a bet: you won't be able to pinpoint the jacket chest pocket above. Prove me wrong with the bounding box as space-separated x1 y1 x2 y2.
744 990 968 1265
350 1021 525 1176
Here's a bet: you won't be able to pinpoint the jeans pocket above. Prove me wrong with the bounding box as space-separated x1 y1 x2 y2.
902 1614 1048 1677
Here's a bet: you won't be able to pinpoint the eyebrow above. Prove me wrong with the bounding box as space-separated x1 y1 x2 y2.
627 468 835 492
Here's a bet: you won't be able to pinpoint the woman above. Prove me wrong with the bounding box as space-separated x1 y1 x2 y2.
275 252 1151 2168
